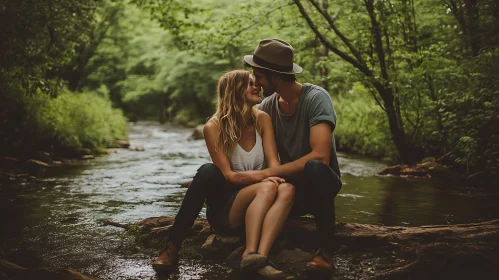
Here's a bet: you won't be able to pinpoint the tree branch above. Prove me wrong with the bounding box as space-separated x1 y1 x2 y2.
308 0 366 66
293 0 372 77
225 2 294 48
365 0 390 84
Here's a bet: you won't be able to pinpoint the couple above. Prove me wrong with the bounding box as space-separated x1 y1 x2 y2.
153 39 342 278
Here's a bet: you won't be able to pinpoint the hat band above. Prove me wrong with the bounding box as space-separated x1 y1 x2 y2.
253 55 293 72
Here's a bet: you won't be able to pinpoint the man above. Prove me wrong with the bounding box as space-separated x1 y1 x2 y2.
243 38 342 273
153 38 341 275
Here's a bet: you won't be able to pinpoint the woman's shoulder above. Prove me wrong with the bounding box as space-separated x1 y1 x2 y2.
203 118 219 135
256 109 272 136
256 109 271 122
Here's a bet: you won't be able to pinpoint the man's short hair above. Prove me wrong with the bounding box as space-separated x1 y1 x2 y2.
242 60 296 82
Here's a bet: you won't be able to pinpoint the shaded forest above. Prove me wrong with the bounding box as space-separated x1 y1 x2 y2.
1 0 498 177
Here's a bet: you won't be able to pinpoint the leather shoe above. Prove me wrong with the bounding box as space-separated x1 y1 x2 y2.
152 242 179 271
306 248 335 274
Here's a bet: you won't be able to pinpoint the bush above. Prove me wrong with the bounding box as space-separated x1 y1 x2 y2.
1 86 128 159
334 83 397 159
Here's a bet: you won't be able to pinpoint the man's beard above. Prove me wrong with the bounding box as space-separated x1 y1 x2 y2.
262 83 276 97
262 88 273 97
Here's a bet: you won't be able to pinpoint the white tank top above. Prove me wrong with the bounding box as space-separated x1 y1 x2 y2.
229 129 266 172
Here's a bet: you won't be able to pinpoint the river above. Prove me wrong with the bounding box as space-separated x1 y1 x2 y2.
1 122 498 279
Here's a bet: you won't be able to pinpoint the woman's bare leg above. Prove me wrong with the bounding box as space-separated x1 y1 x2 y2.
257 183 295 256
228 181 277 257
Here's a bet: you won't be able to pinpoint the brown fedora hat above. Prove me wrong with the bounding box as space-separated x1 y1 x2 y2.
244 38 303 74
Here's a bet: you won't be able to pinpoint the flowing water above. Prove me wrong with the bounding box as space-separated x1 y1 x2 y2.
1 122 498 279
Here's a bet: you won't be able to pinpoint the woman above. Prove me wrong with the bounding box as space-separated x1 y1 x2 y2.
203 70 294 278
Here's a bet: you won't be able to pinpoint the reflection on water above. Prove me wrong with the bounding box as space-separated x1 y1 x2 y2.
337 175 499 226
1 121 498 279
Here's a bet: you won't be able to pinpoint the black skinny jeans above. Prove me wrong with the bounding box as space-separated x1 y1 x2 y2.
288 160 342 252
168 163 229 248
168 160 341 252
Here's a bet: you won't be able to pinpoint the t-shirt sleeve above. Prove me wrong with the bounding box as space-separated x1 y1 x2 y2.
257 94 273 115
307 90 337 130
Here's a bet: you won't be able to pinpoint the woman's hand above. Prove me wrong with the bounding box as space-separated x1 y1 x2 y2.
262 176 285 187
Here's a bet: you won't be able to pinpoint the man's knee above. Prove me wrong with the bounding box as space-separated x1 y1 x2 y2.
196 163 223 180
304 160 328 176
303 160 341 194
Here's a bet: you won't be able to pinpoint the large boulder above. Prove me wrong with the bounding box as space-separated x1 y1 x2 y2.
189 125 205 140
23 159 49 176
112 140 130 149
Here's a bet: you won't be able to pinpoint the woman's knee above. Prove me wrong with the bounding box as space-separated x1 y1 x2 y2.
257 181 278 201
277 183 295 203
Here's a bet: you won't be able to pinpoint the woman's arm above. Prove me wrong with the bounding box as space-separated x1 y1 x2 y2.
257 110 280 168
204 120 267 185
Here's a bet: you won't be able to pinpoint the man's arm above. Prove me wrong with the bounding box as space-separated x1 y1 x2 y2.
264 122 332 178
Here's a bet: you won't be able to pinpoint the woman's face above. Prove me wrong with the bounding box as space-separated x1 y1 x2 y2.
244 74 262 106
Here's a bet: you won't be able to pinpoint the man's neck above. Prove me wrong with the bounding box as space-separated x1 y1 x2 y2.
276 81 302 104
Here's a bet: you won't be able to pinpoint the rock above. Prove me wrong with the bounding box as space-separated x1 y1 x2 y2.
36 151 52 163
135 145 145 151
189 125 205 140
0 170 16 182
0 259 101 280
227 246 245 262
338 244 349 253
119 216 499 280
113 140 130 149
201 234 241 254
81 155 95 160
377 159 454 180
0 157 21 171
23 159 49 175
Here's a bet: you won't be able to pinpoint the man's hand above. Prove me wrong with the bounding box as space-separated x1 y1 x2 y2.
262 176 286 187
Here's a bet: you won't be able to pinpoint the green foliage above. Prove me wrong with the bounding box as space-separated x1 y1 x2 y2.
81 2 231 124
0 0 114 95
1 87 127 158
2 0 497 174
0 0 128 159
439 49 499 172
128 0 498 173
334 83 396 159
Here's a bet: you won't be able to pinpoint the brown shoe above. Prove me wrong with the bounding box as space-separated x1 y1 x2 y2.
306 248 335 274
152 242 179 271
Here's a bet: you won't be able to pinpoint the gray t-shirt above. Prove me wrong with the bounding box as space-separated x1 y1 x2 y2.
259 83 340 177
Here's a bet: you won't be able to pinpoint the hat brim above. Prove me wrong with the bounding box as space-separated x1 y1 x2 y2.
244 55 303 74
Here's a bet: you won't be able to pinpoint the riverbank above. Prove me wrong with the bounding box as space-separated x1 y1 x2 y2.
1 122 498 280
3 217 498 280
0 140 133 183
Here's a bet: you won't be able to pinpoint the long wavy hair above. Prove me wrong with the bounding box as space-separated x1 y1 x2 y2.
211 70 258 155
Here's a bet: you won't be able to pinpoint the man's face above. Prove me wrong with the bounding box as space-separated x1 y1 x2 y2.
253 68 276 98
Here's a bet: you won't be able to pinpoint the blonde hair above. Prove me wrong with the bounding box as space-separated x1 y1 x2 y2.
212 70 258 155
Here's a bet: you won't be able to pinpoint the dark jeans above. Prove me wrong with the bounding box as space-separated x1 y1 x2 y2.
168 163 239 247
287 160 342 252
168 160 341 251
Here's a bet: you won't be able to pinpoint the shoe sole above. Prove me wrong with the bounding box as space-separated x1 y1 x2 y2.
305 263 334 275
257 271 286 280
240 257 268 272
152 263 175 271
